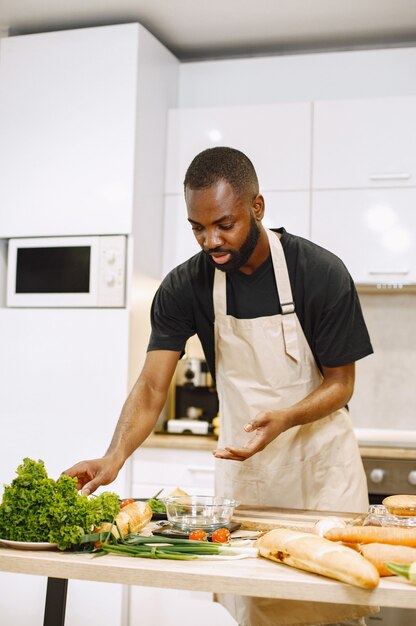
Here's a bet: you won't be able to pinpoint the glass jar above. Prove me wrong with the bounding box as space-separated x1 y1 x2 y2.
362 504 387 526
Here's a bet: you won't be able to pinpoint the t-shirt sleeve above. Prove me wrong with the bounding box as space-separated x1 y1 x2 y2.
147 272 196 353
312 272 373 368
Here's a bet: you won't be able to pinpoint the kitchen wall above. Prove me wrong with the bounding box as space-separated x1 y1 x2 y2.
173 46 416 431
352 292 416 430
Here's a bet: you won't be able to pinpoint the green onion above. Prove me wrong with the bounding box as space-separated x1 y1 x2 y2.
385 561 416 583
92 534 259 561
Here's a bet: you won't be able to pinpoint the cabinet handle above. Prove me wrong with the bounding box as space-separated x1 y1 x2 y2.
368 269 410 275
187 465 215 474
369 173 411 181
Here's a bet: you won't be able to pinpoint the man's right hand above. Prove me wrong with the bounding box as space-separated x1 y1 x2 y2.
63 457 120 495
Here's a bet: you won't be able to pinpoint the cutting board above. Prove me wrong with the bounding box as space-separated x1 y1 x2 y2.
233 505 363 532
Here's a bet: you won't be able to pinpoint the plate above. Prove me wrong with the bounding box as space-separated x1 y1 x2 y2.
0 539 58 550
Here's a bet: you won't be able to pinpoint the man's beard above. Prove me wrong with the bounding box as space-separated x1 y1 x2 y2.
205 216 261 273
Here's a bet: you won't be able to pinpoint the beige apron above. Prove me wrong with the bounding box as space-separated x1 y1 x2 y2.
214 229 376 626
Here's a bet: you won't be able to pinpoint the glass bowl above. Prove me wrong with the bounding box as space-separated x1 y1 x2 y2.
163 495 239 531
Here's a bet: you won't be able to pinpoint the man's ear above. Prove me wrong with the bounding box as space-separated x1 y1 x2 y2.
252 194 265 221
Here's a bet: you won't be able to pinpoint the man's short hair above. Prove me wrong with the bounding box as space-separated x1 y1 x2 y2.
184 147 259 198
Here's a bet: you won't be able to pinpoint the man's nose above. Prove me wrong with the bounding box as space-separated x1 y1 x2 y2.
203 229 224 250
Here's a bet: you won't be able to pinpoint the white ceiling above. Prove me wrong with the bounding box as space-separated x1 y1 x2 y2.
1 0 416 61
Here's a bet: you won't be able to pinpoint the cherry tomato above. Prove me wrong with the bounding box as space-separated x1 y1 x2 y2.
188 529 208 541
120 498 135 508
211 527 231 543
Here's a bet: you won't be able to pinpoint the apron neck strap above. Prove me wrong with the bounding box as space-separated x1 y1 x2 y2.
265 228 295 314
213 269 227 316
213 229 300 362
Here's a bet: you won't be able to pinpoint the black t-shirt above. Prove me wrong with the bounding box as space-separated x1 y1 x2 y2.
148 229 373 379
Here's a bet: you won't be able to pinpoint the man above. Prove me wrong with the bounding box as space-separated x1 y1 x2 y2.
65 147 376 626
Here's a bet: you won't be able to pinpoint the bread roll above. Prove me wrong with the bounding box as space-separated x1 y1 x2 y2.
98 501 153 539
382 494 416 517
256 528 379 589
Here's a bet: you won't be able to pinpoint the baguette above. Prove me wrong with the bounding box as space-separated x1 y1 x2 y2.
324 525 416 547
358 543 416 576
98 501 153 539
256 528 379 589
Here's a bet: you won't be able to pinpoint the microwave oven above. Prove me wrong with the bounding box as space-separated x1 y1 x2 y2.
7 235 127 308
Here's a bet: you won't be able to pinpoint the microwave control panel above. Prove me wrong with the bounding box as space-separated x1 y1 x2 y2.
98 235 127 307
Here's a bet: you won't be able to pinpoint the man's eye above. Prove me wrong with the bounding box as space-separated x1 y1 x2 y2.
191 226 203 232
220 224 234 231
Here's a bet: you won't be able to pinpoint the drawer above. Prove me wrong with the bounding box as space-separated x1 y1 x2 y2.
132 447 215 492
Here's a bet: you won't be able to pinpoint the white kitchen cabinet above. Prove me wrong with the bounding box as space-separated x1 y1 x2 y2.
131 446 215 497
129 588 237 626
262 191 310 239
313 97 416 190
162 191 310 276
0 307 131 626
129 445 236 626
311 188 416 285
165 102 312 194
0 24 178 239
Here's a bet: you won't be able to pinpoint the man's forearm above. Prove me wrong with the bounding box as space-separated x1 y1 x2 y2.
282 364 355 430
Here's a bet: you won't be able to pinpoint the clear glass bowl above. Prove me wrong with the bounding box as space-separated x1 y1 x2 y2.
163 495 239 531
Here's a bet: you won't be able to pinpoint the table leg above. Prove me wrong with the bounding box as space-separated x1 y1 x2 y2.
43 577 68 626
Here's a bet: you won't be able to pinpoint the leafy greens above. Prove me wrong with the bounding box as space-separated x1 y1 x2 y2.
0 458 120 550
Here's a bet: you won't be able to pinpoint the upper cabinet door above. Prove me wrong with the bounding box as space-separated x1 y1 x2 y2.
313 97 416 189
311 188 416 286
165 103 312 194
263 191 310 240
0 25 139 237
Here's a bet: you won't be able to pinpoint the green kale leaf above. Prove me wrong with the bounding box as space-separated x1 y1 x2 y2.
0 458 120 550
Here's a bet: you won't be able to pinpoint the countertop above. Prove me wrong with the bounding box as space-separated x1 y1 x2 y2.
0 529 415 610
2 508 416 610
145 432 416 459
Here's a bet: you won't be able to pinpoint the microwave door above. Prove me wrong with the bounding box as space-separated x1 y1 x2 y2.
16 246 91 293
7 236 99 307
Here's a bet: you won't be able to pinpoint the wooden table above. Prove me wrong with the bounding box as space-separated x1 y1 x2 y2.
1 542 416 626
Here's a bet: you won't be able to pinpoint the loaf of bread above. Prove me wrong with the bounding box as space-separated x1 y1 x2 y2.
98 501 153 539
256 528 379 589
382 494 416 517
